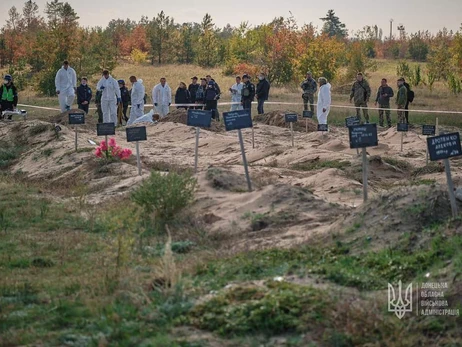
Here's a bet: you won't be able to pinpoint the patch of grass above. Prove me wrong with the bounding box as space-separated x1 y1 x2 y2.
28 123 50 136
189 281 333 336
382 157 413 171
291 159 351 171
131 170 196 223
0 144 25 168
241 210 298 231
410 178 436 186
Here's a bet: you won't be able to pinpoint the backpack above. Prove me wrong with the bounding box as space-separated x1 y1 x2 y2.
404 83 414 103
205 87 217 101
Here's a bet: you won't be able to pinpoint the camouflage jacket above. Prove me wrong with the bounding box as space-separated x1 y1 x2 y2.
396 85 408 107
300 78 317 95
350 80 371 103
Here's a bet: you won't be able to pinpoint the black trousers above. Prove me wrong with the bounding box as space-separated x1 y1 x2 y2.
78 103 89 114
404 102 410 124
1 101 14 119
243 99 252 111
205 100 218 120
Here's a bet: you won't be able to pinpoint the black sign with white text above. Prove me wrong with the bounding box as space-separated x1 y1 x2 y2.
427 132 462 161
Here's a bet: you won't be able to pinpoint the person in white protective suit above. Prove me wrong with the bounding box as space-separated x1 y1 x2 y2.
55 60 77 112
152 77 171 118
126 75 145 125
96 70 121 126
316 77 331 125
229 75 243 111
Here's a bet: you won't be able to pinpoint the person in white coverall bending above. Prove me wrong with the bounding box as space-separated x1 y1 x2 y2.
55 60 77 112
152 77 171 118
96 70 121 126
316 77 331 125
127 75 145 125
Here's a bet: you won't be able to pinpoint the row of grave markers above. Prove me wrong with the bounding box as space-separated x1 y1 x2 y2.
69 111 461 218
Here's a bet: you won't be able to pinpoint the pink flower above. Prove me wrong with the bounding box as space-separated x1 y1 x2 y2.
100 140 108 151
108 138 116 147
95 147 103 158
120 148 132 160
111 145 122 157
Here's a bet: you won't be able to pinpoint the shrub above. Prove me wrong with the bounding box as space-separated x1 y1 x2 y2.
130 48 148 64
131 171 196 221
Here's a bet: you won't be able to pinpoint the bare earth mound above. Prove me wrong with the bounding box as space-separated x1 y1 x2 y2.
159 108 224 132
254 110 318 132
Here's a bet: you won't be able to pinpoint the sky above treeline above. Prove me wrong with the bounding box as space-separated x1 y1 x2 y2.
1 0 461 36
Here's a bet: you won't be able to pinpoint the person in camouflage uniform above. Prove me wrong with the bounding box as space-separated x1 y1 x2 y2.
350 72 371 123
396 78 408 124
300 72 317 112
95 90 103 123
374 78 394 127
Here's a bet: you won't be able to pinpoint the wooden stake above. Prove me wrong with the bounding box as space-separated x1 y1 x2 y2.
444 158 458 218
238 129 252 192
362 147 368 202
252 127 255 149
136 141 141 176
400 131 404 152
74 127 78 151
290 122 294 147
194 127 200 174
436 117 439 135
305 119 308 133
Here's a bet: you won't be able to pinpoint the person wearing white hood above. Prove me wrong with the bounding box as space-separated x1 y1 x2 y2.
316 77 331 125
96 70 121 126
55 60 77 112
126 75 145 125
152 77 171 118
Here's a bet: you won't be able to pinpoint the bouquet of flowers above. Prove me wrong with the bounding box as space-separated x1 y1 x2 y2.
94 138 132 161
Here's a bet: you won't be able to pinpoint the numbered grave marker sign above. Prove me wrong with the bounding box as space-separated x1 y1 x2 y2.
348 124 379 202
97 123 116 136
427 132 462 218
223 110 253 191
285 113 298 147
317 124 328 132
422 125 436 136
345 116 360 127
126 126 147 176
69 113 85 151
303 110 313 118
187 109 212 173
397 123 408 132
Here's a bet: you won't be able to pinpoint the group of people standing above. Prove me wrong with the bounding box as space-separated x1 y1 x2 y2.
52 60 413 128
349 72 413 127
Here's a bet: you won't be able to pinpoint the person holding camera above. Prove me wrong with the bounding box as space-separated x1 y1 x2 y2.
374 78 394 128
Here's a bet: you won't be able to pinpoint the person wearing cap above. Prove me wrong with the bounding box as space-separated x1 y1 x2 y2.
396 78 408 124
204 80 220 120
241 74 255 112
350 72 371 123
0 74 18 119
188 77 199 107
195 78 207 109
316 77 331 125
229 76 243 111
152 77 171 118
127 75 145 126
55 60 77 112
374 78 394 128
96 70 121 126
118 79 130 124
301 72 317 113
76 77 92 114
256 72 270 114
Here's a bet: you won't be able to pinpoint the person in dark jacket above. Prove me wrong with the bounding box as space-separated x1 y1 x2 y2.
374 78 394 127
256 72 270 114
95 90 103 123
188 76 199 105
118 79 130 122
0 74 18 119
403 78 413 124
195 78 207 110
206 75 221 95
241 74 255 112
204 80 220 120
175 82 191 110
76 77 92 114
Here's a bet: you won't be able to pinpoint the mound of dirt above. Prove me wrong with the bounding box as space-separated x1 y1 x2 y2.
206 167 251 192
330 184 460 253
254 110 318 132
159 109 224 132
49 109 99 131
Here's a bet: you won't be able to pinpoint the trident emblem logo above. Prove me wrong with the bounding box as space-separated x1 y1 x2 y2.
388 280 413 319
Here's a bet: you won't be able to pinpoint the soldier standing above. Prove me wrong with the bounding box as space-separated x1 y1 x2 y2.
350 72 371 123
374 78 394 128
300 72 317 113
396 78 408 124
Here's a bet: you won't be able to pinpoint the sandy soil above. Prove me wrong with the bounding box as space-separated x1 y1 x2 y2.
2 109 461 251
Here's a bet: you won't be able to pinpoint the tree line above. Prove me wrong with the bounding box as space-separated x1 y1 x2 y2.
1 1 462 95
